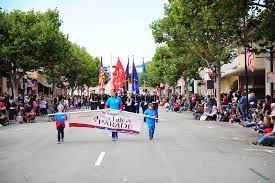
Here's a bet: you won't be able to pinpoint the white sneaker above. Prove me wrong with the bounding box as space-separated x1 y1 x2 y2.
57 141 60 144
61 139 64 142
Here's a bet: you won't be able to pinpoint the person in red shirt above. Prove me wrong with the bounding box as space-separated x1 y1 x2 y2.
223 94 229 105
0 100 5 109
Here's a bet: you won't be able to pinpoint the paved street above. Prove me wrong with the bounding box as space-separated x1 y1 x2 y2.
0 108 274 183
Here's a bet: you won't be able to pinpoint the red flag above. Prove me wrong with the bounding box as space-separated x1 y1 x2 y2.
99 59 105 88
246 50 253 72
113 58 125 91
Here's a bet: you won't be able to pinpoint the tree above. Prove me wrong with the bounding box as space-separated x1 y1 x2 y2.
0 9 68 97
246 0 275 49
150 0 250 107
45 43 100 95
147 46 181 88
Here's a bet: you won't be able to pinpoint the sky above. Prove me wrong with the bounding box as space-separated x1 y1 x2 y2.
1 0 166 67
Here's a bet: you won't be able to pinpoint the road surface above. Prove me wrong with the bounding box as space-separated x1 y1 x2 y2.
0 108 274 183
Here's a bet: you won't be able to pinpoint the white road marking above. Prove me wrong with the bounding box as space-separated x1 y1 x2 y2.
95 152 106 166
195 125 214 129
123 178 128 182
220 137 246 141
15 128 25 131
243 149 275 154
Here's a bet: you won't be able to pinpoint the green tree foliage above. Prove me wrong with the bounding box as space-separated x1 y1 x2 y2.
245 1 275 51
44 43 100 95
0 8 100 96
0 8 69 97
150 0 251 107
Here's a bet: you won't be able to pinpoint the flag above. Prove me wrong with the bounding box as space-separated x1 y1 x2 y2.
98 57 105 88
113 57 125 91
142 58 148 82
246 50 253 72
132 61 139 94
124 58 130 91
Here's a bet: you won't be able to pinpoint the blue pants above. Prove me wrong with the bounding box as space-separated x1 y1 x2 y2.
216 114 223 122
112 132 118 139
57 126 64 142
258 134 275 145
243 121 256 127
148 126 155 138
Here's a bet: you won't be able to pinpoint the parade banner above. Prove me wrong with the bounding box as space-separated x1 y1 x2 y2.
69 110 144 135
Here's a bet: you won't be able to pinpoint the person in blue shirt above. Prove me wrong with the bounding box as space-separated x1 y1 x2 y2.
55 105 66 144
144 103 157 140
105 89 123 141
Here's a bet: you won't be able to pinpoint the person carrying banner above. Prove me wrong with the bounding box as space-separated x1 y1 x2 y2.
55 105 66 144
105 89 123 141
98 88 108 109
90 90 98 110
144 103 157 140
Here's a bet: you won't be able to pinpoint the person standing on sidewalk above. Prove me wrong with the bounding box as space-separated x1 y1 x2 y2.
104 89 123 141
55 105 66 144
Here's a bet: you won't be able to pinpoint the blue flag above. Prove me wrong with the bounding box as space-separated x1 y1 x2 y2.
125 58 130 91
132 61 139 94
142 59 148 82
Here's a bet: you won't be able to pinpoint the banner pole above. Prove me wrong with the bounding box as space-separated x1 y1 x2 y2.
48 109 161 120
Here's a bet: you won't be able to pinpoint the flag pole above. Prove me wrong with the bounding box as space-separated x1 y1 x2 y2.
143 57 146 90
110 53 113 91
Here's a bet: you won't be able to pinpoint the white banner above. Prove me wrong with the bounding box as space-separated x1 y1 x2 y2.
69 110 144 135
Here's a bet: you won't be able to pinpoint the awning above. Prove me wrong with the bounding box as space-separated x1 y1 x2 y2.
222 67 264 78
28 73 53 88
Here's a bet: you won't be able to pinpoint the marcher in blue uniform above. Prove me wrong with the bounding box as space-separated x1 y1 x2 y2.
125 91 134 112
133 93 141 114
105 89 123 141
144 103 157 140
98 88 108 109
89 90 98 110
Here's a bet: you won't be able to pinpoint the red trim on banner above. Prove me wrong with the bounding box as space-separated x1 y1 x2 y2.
69 122 140 135
69 123 95 128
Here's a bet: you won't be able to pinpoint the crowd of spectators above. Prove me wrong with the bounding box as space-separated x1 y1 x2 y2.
0 92 87 125
161 90 275 147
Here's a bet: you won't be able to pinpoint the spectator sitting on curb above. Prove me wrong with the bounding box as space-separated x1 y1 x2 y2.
252 113 275 146
193 104 204 120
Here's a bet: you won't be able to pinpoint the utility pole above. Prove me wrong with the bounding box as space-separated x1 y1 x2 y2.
268 45 274 96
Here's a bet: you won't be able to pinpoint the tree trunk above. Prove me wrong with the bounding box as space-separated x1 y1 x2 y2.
52 77 57 96
184 79 190 105
11 75 19 98
216 61 221 109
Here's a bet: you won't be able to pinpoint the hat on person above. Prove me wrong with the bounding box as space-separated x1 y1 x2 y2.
148 103 154 107
250 102 255 105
